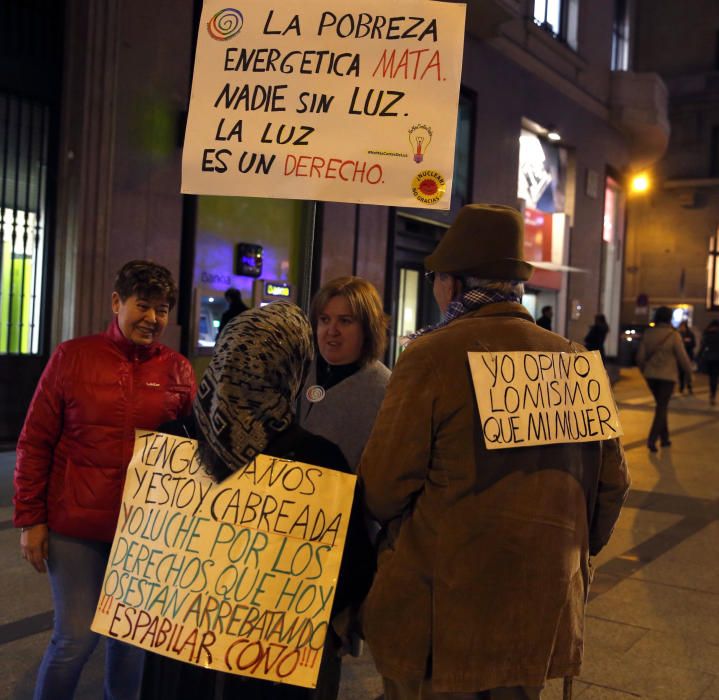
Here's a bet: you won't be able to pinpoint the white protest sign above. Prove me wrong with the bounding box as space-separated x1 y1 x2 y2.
182 0 466 209
468 351 623 450
91 431 356 688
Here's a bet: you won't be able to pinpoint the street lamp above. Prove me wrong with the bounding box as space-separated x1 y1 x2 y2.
630 172 651 194
708 232 719 311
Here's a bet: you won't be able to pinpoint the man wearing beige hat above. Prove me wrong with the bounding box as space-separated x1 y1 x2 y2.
359 204 629 699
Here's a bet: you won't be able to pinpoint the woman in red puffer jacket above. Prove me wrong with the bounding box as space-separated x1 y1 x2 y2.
13 260 196 700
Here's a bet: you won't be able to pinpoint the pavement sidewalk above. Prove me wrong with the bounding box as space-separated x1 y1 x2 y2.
1 367 718 699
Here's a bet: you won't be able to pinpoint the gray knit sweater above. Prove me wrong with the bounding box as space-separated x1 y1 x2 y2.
299 359 391 472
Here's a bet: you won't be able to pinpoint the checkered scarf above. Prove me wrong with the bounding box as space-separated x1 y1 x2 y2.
404 287 521 345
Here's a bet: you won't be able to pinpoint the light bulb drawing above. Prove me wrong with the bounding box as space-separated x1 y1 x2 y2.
408 124 433 163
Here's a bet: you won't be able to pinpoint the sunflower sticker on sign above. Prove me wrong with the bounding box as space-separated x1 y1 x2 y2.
411 169 447 205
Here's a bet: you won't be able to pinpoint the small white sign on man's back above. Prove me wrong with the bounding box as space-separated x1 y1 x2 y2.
468 351 623 450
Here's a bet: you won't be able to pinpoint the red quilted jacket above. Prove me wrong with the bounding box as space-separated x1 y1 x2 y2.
13 320 197 542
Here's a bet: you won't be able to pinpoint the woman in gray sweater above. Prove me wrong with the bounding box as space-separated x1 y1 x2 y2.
300 276 391 472
637 306 693 451
298 276 390 699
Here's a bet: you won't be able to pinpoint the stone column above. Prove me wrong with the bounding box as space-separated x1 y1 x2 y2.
52 0 120 344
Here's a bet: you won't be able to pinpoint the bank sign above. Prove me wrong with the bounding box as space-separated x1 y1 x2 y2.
182 0 466 209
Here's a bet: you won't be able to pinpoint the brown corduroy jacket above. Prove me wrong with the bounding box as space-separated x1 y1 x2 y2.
359 303 630 692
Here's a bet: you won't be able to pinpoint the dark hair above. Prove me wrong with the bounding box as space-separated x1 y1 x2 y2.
113 260 177 309
542 305 552 314
310 276 388 366
653 306 673 325
225 288 242 304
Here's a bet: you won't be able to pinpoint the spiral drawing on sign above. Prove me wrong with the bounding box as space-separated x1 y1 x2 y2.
207 8 243 41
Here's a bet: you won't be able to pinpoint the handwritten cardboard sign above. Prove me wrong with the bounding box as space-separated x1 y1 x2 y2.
468 351 623 450
91 431 355 688
181 0 466 209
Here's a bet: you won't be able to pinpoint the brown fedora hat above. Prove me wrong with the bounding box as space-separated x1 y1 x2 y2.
424 204 534 281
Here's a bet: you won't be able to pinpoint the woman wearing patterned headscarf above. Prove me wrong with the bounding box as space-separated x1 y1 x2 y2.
195 301 336 480
141 302 374 700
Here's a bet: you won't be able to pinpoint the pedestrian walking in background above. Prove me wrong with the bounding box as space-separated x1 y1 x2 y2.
636 306 692 451
217 286 248 337
13 260 196 700
141 301 374 700
584 313 610 360
536 304 553 330
677 320 696 394
299 276 391 472
698 319 719 406
359 204 630 699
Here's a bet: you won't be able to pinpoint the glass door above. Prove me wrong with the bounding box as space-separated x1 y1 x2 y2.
388 214 445 364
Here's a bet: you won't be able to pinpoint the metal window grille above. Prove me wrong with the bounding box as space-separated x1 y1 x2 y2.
0 93 48 355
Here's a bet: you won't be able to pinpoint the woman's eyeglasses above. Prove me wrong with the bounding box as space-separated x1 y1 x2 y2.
424 271 436 285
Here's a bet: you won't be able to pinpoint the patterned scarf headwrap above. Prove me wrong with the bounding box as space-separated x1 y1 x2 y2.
403 287 521 345
193 301 314 480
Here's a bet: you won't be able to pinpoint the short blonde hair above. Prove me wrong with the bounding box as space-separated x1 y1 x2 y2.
310 276 389 365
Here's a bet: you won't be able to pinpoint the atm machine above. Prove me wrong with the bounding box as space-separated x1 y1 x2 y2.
194 289 227 351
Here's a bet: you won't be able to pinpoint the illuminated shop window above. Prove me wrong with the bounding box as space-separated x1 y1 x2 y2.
394 268 420 362
517 128 568 291
0 95 49 355
600 177 626 356
708 234 719 311
1 210 44 354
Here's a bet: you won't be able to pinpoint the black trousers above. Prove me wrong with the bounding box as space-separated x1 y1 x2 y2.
678 365 693 392
646 378 674 445
707 360 719 399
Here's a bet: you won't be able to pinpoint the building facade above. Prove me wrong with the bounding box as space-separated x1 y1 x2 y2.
321 0 668 361
0 0 669 439
623 0 719 338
